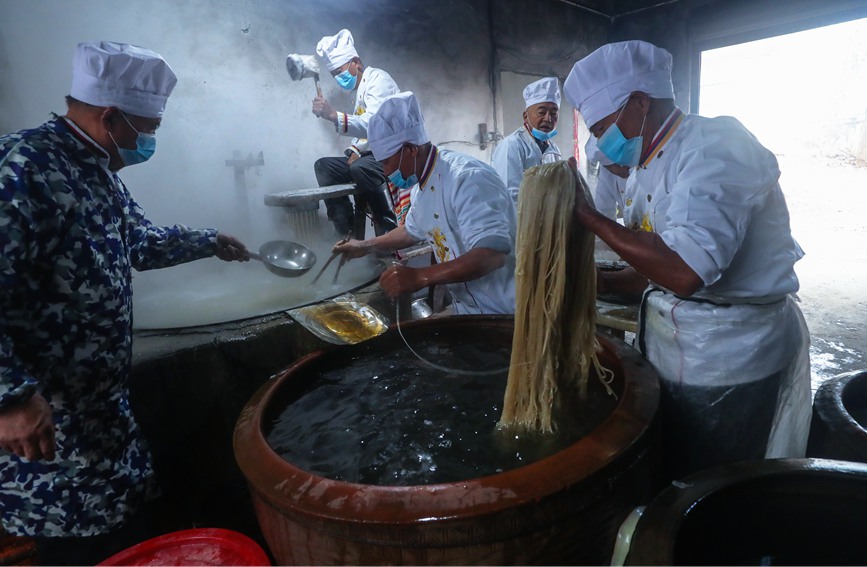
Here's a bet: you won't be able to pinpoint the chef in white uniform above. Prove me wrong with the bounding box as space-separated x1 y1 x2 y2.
491 76 562 206
312 29 399 237
334 91 516 316
564 40 812 480
585 136 628 220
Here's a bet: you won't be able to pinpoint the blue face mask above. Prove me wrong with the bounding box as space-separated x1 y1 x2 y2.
334 69 357 91
110 112 156 166
596 103 645 167
531 127 557 142
388 146 418 189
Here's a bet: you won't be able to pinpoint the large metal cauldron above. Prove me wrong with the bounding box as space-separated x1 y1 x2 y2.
131 252 383 330
233 316 661 565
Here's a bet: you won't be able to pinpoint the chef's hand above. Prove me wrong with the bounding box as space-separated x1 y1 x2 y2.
346 152 360 166
332 238 370 260
312 96 337 123
0 393 55 462
215 232 250 262
379 264 423 298
604 163 631 180
568 157 595 225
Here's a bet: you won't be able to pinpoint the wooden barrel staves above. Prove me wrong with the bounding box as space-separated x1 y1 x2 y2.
234 315 662 565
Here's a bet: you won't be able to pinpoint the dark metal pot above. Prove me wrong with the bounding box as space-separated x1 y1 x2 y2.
807 370 867 462
624 458 867 566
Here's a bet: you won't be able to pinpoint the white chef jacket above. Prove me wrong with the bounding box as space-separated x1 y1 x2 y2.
593 166 626 220
404 147 517 315
628 110 811 458
624 112 803 302
491 126 562 207
333 66 400 155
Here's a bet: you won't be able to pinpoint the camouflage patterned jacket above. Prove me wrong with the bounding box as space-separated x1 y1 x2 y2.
0 116 218 537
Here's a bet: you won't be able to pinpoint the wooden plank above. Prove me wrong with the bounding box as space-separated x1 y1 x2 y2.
596 299 639 333
264 183 360 207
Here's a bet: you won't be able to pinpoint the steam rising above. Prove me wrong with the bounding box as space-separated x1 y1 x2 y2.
0 0 500 328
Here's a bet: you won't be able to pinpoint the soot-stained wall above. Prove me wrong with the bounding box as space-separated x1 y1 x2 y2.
0 0 507 240
0 0 612 241
0 0 611 320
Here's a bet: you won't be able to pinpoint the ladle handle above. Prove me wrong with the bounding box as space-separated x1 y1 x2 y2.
247 251 262 261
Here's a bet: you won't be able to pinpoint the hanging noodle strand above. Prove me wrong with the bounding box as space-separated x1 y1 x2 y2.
499 161 615 434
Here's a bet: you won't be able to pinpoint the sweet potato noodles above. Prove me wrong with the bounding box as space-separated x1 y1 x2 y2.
499 161 615 433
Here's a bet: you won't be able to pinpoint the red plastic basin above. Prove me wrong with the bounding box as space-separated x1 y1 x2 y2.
98 528 270 566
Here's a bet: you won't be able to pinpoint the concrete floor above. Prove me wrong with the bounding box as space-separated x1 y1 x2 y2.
780 154 867 393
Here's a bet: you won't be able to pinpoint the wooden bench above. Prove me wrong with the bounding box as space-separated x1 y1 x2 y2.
265 183 370 240
596 299 639 340
264 183 361 207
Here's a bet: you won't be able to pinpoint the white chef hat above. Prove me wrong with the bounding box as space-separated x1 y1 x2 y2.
70 41 177 118
523 76 560 108
368 91 430 161
316 29 359 72
564 40 673 128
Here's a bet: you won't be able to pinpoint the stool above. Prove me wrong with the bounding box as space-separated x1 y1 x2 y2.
265 183 373 240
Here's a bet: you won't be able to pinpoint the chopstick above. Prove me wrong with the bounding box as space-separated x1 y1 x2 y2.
310 233 351 284
332 253 348 284
310 252 339 284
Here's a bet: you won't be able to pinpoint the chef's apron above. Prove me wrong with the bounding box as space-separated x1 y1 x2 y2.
638 289 812 479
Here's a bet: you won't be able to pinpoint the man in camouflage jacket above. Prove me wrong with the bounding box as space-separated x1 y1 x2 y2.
0 41 249 564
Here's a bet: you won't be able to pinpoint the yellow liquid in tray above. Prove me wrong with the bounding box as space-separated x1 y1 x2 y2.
311 303 386 343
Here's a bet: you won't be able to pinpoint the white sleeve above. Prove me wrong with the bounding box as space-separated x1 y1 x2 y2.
341 69 400 142
660 118 782 286
449 166 514 253
490 135 528 207
403 194 426 242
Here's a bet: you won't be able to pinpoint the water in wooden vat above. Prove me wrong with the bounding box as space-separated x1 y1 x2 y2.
265 333 617 485
235 317 662 565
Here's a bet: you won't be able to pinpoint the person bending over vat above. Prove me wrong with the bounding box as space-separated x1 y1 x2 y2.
564 40 811 480
491 76 562 207
333 91 517 316
312 29 399 238
0 41 249 565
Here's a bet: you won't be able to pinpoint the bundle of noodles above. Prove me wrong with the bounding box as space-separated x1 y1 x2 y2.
499 161 614 433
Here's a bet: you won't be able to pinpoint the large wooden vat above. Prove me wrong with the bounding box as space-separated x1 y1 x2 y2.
234 316 661 565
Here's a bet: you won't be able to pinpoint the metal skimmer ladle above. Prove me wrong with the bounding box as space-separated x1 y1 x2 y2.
248 240 317 278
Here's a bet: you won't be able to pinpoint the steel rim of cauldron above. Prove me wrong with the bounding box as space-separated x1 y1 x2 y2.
249 240 317 278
